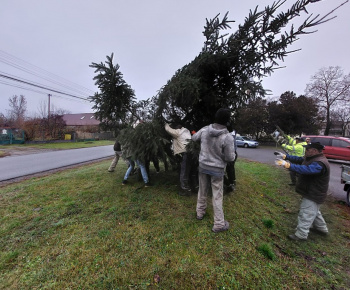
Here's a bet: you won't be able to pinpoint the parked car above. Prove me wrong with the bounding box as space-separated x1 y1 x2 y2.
236 136 259 148
303 135 350 161
341 164 350 205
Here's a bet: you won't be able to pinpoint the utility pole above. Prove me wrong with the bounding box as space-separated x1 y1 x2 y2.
47 94 51 141
48 94 51 120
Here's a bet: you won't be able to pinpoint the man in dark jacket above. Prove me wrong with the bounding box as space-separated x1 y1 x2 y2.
108 140 129 172
192 108 236 233
274 142 330 241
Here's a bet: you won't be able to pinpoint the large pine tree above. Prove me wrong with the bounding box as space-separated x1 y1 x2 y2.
89 53 137 131
90 0 347 164
155 0 346 130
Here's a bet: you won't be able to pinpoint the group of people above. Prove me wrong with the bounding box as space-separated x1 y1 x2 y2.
108 139 153 187
108 108 331 239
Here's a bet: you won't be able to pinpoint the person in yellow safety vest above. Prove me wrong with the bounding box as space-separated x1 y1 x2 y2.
282 136 307 185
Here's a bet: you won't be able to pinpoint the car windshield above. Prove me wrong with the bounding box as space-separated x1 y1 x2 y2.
243 137 252 141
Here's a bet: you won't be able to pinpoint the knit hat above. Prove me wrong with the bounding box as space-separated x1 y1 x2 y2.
214 108 231 125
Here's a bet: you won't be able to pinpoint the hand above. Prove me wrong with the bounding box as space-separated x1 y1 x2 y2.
275 158 290 169
274 151 286 159
277 137 285 144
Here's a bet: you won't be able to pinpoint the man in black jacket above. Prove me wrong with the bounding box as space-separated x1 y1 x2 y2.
108 140 129 172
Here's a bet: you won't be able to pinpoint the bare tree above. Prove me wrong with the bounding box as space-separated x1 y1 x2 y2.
305 66 350 135
332 100 350 136
0 112 7 127
37 100 48 119
53 105 71 116
37 100 71 118
7 95 27 127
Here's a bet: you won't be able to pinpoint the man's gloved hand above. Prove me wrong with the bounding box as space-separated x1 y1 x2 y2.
277 135 284 142
274 151 286 159
275 158 290 169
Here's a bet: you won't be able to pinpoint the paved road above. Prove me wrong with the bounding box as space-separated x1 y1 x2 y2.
0 145 114 182
237 145 349 203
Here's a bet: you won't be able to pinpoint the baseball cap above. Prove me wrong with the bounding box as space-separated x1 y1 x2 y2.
303 142 325 150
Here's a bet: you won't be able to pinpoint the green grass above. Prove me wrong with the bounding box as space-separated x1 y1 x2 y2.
1 159 350 289
0 140 114 151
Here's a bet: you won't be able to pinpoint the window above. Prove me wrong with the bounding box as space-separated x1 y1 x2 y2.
311 137 331 146
332 139 350 148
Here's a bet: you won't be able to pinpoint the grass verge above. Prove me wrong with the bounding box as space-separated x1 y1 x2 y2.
0 159 349 289
0 140 114 151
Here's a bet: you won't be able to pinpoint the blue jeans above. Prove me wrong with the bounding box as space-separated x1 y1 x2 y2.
124 158 149 183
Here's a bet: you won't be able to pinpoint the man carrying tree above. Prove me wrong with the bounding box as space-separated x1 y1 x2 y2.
165 123 192 194
108 139 129 172
192 108 236 233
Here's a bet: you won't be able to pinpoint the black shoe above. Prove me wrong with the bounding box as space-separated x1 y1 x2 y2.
226 184 235 193
196 214 204 220
178 190 190 196
122 180 128 185
144 182 153 187
288 234 306 241
310 227 329 236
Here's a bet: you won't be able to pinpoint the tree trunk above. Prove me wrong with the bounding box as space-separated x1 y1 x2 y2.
324 109 331 136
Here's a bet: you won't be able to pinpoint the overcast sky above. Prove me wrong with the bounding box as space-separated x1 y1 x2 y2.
1 0 349 117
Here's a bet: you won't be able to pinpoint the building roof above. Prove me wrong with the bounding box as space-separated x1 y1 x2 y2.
62 113 100 126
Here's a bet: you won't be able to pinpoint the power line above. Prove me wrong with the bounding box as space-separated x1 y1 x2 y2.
0 80 90 105
0 72 89 101
0 49 95 96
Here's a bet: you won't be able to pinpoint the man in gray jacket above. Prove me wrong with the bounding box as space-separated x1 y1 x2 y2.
192 108 236 232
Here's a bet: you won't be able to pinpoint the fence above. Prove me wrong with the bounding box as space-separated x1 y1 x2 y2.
0 128 25 145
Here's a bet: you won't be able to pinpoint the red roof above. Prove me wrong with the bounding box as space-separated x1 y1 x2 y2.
62 113 100 126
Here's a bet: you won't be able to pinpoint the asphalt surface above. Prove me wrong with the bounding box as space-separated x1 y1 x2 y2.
237 145 349 203
0 145 114 182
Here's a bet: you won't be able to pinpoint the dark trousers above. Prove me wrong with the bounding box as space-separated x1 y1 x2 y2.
290 171 297 184
224 151 237 186
176 152 197 189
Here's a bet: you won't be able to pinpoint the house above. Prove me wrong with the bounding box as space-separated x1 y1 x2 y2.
62 113 110 140
62 113 100 128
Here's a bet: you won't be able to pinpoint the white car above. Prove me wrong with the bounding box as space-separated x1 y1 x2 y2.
236 136 259 148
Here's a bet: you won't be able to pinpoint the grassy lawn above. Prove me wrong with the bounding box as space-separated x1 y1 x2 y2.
0 140 114 151
0 159 349 288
